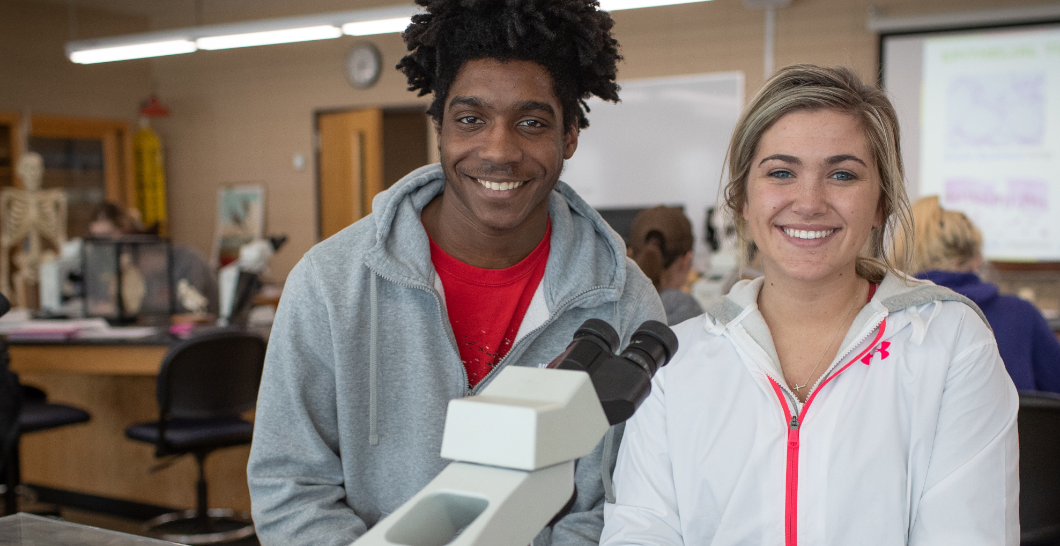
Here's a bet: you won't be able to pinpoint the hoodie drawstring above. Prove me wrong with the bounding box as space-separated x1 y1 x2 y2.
602 427 617 504
369 272 380 446
906 300 942 346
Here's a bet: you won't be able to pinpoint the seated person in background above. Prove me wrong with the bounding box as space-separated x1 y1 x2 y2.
629 206 703 325
904 195 1060 392
246 1 664 545
602 65 1017 545
88 202 218 314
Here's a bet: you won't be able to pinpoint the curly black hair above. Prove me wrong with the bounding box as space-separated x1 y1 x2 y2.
397 0 621 131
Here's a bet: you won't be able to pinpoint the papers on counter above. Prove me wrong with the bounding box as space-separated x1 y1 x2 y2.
76 326 160 339
0 317 159 340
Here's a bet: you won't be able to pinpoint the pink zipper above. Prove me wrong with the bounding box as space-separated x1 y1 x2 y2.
768 318 886 546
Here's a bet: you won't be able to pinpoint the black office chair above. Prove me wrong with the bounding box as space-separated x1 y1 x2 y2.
3 385 92 515
0 293 92 516
0 336 20 516
1019 390 1060 546
125 329 266 544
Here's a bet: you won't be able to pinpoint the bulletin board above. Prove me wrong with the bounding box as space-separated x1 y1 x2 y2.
212 185 264 268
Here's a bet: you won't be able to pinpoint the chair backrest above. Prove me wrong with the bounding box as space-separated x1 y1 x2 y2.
157 329 267 420
1018 390 1060 543
0 339 20 454
0 293 20 469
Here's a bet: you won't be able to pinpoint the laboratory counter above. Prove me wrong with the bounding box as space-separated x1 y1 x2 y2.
6 331 254 515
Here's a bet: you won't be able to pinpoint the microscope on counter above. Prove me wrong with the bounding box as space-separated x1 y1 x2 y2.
352 318 678 546
217 235 286 326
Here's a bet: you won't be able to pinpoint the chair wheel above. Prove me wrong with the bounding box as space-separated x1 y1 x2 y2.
142 508 255 544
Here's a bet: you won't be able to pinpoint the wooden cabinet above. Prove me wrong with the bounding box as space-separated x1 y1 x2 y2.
0 112 21 190
0 112 134 238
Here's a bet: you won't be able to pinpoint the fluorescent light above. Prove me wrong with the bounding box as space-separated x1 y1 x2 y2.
69 40 197 64
197 25 342 50
342 17 411 36
599 0 711 11
62 0 703 65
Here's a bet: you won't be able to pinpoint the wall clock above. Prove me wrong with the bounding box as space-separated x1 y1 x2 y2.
346 42 382 89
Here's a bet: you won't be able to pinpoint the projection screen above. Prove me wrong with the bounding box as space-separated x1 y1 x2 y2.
882 22 1060 261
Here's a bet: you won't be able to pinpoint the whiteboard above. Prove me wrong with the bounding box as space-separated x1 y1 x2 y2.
561 72 744 265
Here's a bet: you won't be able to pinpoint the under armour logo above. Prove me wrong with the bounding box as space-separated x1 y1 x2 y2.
861 341 891 365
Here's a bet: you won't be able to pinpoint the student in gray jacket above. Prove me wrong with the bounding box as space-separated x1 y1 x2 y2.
246 1 665 545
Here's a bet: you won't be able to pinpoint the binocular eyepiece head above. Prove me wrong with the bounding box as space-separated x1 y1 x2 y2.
568 318 678 376
553 318 679 425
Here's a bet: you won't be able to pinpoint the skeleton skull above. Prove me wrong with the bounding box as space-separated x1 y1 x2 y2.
16 152 44 191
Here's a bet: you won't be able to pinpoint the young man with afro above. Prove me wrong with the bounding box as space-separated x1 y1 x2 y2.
247 0 665 544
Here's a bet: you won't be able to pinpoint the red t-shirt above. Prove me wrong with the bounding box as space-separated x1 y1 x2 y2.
429 222 551 388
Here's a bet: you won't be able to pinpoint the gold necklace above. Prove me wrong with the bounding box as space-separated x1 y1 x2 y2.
788 285 861 395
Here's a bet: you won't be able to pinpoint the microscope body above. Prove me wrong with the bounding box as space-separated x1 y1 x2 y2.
351 320 676 546
353 366 608 546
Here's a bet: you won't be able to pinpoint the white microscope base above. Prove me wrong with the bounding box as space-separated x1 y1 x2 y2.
350 460 574 546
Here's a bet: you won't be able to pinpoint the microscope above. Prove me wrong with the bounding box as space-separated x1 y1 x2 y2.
351 319 678 546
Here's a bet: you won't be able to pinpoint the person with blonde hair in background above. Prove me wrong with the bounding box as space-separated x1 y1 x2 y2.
629 206 703 325
904 195 1060 392
602 65 1018 545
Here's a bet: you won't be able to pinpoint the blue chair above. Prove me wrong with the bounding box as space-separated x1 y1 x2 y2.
1018 390 1060 546
125 329 266 544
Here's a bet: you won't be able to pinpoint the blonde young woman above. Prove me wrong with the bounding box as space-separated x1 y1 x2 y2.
601 65 1019 545
906 196 1060 392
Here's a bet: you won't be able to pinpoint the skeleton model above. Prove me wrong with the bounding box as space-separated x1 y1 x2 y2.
0 152 67 308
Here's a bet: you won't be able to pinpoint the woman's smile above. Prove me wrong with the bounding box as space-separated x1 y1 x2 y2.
778 225 837 241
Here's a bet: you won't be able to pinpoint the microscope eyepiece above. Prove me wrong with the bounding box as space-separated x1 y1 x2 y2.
571 318 621 353
548 319 618 373
621 320 679 376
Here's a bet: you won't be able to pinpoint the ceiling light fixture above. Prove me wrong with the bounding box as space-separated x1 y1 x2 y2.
65 0 713 64
66 5 418 63
599 0 711 11
69 39 198 64
197 25 343 50
343 17 412 37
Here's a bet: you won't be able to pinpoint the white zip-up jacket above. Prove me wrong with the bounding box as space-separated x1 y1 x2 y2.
602 273 1019 546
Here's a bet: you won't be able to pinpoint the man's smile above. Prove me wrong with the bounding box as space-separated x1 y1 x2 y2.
473 177 527 192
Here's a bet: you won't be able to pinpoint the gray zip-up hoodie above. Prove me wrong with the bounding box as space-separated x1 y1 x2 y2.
248 164 666 546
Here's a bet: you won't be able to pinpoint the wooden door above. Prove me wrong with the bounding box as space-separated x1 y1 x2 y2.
317 109 384 240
